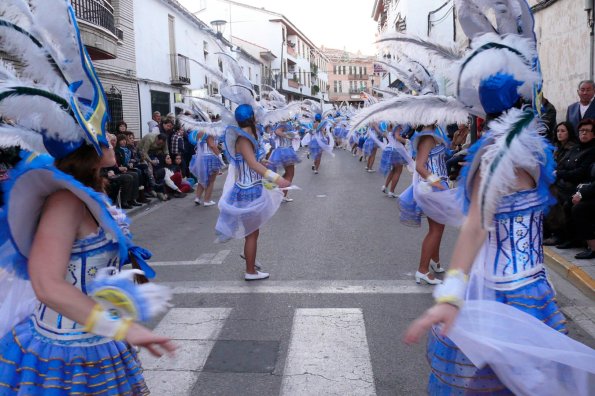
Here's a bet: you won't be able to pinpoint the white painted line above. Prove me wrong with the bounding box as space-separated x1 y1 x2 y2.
151 250 230 267
210 249 230 264
281 308 376 396
164 280 432 295
141 308 231 396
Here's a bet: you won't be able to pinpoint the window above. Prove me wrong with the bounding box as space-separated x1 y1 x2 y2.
334 80 338 93
334 65 338 75
150 90 170 119
203 41 208 61
339 81 343 93
342 65 346 75
349 66 352 75
106 86 122 134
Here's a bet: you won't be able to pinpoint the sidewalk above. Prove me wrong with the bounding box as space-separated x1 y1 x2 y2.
544 246 595 300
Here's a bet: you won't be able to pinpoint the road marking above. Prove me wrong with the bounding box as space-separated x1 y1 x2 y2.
281 308 376 395
164 280 432 295
141 308 231 396
150 250 231 267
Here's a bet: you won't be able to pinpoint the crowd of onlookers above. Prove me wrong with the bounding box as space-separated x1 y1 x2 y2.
102 112 196 209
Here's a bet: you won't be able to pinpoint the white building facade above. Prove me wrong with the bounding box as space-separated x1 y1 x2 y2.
182 0 329 102
133 0 262 135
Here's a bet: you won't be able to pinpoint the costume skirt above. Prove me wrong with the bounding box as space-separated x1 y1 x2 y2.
427 278 568 395
0 318 148 395
379 147 408 175
215 165 283 242
363 137 376 157
190 153 221 187
268 147 300 171
309 138 322 158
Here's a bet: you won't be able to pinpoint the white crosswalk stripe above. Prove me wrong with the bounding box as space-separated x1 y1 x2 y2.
141 306 383 395
150 250 231 267
280 308 376 396
141 308 231 396
164 279 432 295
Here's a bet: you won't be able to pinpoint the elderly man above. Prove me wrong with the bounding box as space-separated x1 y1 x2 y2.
147 111 161 133
566 80 595 135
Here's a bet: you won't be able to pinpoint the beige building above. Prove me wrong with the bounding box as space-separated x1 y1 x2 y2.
322 47 380 105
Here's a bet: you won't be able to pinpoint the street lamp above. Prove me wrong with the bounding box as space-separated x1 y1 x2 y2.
210 20 227 38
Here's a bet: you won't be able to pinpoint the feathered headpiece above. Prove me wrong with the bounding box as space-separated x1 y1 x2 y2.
0 0 110 158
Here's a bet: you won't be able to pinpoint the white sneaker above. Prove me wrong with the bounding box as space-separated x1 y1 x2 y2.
367 169 376 173
387 192 398 198
282 197 294 202
381 185 387 193
245 271 269 281
314 170 318 174
203 200 216 207
194 197 202 205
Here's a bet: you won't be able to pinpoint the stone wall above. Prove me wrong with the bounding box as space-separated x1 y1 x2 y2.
532 0 592 121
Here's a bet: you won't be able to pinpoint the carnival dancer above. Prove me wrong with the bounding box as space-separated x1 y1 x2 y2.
380 124 410 198
0 2 174 394
216 105 291 280
309 114 335 174
268 121 301 202
402 1 595 394
190 128 223 207
363 125 381 172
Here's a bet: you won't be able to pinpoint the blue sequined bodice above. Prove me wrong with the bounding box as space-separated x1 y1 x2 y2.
32 228 119 345
425 144 448 179
485 189 548 290
233 142 265 187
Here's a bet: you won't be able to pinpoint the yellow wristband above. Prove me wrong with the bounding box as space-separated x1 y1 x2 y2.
114 318 133 341
264 169 281 183
83 304 103 333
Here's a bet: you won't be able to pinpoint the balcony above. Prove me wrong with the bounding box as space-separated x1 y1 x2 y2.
71 0 118 60
171 54 191 86
288 79 300 89
286 43 297 58
348 74 367 80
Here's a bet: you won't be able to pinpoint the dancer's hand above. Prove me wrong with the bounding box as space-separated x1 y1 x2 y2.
277 177 291 189
403 303 459 344
431 180 447 190
125 322 177 357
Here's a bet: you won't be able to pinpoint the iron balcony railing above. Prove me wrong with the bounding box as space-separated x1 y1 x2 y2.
171 54 191 85
71 0 116 36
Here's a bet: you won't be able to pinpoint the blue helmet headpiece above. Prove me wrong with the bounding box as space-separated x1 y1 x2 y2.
479 73 523 115
235 104 254 123
315 113 322 122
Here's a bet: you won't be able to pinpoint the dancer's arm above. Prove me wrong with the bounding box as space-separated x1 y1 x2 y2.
236 137 290 188
404 176 487 344
29 190 175 356
416 135 446 190
206 135 220 156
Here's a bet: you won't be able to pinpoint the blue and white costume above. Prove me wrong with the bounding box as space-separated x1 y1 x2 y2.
0 155 164 395
379 126 410 175
399 127 462 227
189 132 222 187
267 123 301 171
309 120 335 159
215 127 283 242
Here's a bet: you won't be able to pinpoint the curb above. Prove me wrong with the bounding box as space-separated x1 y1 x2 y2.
124 196 162 217
544 247 595 301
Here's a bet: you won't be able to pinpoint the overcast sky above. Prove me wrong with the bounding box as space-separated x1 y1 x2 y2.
179 0 378 55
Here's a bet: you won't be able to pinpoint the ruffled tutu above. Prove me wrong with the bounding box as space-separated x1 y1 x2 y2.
427 279 568 395
380 147 408 175
190 153 221 187
363 138 376 157
268 147 300 170
215 182 283 242
0 319 148 395
398 185 423 227
309 138 322 159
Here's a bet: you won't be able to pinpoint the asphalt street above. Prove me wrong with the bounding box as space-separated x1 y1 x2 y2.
131 148 595 396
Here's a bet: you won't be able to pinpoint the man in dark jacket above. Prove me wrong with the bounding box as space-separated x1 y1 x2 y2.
566 80 595 136
570 163 595 259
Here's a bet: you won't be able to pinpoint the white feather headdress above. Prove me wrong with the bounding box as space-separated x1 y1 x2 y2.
0 0 111 158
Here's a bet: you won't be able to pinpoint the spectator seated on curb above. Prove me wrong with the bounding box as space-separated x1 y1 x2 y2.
102 134 142 209
115 133 150 204
544 122 578 246
569 163 595 259
123 130 156 197
153 154 187 200
171 153 194 193
555 119 595 249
